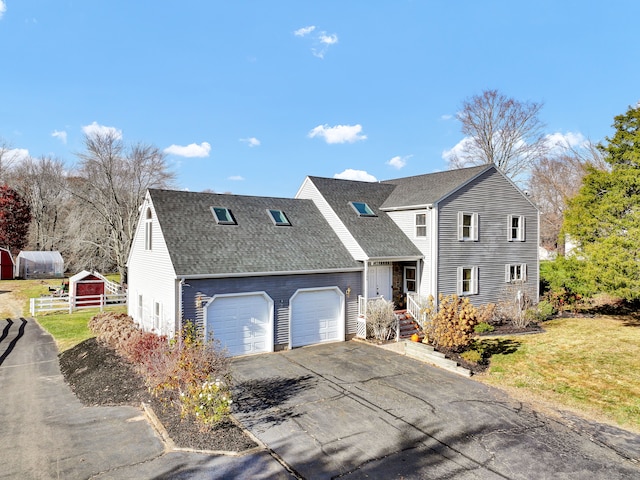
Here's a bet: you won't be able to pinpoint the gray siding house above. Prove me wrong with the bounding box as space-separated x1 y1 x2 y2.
297 164 539 316
128 165 538 356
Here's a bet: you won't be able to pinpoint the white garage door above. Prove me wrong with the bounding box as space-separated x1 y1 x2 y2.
290 287 344 348
205 292 273 356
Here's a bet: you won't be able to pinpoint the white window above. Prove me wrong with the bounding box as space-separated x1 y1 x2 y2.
404 266 417 293
505 264 527 282
153 301 161 332
457 266 478 295
137 294 143 320
457 212 478 241
144 208 152 250
508 215 525 241
415 213 427 238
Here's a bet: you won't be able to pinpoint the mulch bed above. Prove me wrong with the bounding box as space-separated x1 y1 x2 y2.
58 338 257 452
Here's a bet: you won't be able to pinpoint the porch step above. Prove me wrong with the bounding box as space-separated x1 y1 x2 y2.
395 310 423 340
404 340 472 377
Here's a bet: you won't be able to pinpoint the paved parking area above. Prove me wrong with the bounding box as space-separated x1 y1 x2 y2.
232 341 640 479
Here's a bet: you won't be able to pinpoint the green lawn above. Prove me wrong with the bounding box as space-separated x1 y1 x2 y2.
1 277 125 352
477 315 640 433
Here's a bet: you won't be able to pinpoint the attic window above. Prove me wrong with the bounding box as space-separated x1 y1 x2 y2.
350 201 377 217
267 209 291 226
211 207 236 225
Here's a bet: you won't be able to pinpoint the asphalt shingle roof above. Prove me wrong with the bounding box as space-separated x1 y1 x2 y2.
306 177 423 259
148 189 362 277
380 165 491 209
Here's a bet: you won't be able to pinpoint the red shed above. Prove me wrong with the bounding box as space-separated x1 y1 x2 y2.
0 247 14 280
69 270 105 307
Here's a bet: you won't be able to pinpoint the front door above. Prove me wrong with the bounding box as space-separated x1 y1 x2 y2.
367 264 392 299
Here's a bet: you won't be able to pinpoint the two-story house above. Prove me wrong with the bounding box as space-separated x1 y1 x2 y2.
127 165 538 355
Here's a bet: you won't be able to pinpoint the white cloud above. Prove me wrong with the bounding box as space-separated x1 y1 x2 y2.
334 169 377 182
308 124 367 144
82 121 122 139
319 33 338 45
164 142 211 158
440 114 453 121
294 25 316 37
545 131 587 153
295 25 338 58
0 1 6 19
387 155 411 169
240 137 261 147
52 130 67 144
228 175 245 181
1 147 30 165
442 136 473 162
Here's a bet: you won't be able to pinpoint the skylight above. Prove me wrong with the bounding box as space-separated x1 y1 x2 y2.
267 209 291 226
211 207 236 225
350 201 377 217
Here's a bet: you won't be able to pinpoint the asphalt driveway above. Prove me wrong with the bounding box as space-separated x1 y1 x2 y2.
0 317 293 480
231 341 640 479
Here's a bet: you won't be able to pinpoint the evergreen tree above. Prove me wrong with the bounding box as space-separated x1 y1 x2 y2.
563 104 640 300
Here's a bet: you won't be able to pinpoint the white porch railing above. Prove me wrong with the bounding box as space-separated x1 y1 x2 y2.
357 295 386 339
407 293 429 325
30 292 127 316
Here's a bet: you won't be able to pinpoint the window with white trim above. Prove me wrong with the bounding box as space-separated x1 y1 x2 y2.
137 294 143 320
415 213 427 238
404 266 417 293
457 212 478 241
505 264 527 282
211 207 237 225
508 215 525 241
457 266 478 295
350 201 377 217
267 209 291 226
144 208 152 250
153 301 161 332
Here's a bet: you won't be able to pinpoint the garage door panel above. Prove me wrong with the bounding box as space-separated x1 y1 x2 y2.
290 288 344 348
206 293 273 356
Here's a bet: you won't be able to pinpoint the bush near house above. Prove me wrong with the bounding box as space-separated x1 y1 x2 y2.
89 312 232 428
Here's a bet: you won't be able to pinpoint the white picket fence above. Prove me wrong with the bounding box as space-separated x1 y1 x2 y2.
30 292 127 316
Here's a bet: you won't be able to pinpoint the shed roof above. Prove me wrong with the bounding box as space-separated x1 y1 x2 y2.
148 189 362 277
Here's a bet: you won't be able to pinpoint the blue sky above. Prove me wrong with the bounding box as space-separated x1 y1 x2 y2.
1 1 639 197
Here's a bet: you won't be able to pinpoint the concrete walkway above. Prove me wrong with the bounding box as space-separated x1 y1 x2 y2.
0 318 293 480
231 341 640 479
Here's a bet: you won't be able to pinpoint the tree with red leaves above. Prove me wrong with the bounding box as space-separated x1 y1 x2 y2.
0 185 31 255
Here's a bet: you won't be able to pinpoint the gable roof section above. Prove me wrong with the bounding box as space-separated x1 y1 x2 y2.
306 177 422 259
148 189 362 277
380 165 491 209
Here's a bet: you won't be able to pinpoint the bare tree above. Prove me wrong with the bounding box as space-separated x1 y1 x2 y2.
528 140 608 254
449 89 548 182
71 131 175 282
0 139 25 183
11 155 68 251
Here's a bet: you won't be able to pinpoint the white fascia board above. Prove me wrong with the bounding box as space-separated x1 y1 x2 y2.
177 266 364 281
379 204 432 212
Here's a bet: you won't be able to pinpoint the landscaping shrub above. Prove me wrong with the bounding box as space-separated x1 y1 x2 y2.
496 281 534 328
366 298 397 341
460 349 483 364
88 314 231 427
474 322 495 334
89 312 139 352
421 294 479 352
